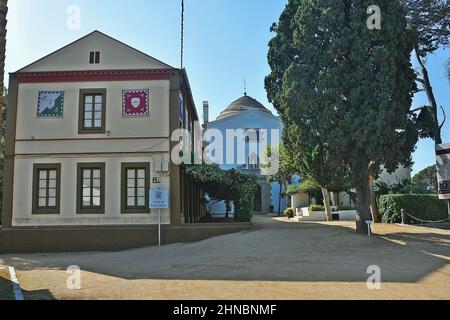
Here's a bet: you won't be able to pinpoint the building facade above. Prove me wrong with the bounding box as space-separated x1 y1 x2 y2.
1 31 204 229
205 94 290 214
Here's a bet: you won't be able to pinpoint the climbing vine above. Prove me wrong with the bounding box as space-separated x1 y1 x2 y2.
184 164 258 222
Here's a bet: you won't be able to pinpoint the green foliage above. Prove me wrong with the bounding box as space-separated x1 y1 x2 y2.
338 205 356 211
411 165 438 193
377 194 447 224
401 0 449 144
264 144 294 186
374 178 412 196
401 0 450 57
184 164 258 222
284 207 294 218
286 179 320 195
416 107 436 140
266 0 419 225
309 205 325 212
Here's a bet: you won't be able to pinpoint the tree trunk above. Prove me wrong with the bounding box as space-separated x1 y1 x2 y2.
321 187 333 222
368 176 381 223
356 179 371 234
225 200 230 219
0 1 7 139
415 47 442 144
278 183 282 216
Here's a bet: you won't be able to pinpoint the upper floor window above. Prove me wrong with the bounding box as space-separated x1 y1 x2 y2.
78 89 106 134
89 51 100 64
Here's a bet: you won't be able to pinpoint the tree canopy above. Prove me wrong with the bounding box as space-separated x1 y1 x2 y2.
402 0 449 58
266 0 419 233
401 0 450 144
411 165 438 193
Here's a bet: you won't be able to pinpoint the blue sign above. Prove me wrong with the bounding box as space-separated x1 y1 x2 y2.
150 188 169 209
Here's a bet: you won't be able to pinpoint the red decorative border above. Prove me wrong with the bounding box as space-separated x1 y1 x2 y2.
17 69 172 83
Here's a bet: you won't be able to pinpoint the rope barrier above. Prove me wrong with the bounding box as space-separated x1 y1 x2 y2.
401 210 449 224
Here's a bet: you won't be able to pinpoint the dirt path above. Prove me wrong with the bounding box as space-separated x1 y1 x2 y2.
0 216 449 300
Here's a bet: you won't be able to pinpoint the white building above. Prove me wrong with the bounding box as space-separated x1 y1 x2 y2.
205 94 293 214
1 31 204 230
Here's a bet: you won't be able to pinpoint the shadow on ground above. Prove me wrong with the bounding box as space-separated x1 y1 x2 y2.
0 216 449 284
0 277 54 300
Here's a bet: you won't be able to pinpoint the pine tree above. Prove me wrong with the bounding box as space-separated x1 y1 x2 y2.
266 0 419 233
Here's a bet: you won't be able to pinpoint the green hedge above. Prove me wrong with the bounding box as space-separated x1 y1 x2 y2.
309 205 325 212
338 205 355 211
377 194 447 224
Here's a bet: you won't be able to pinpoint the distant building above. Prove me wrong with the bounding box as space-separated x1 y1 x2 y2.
205 94 293 214
290 166 412 212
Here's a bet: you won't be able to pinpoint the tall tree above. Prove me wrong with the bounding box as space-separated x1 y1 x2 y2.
0 0 7 140
266 0 419 233
0 0 6 222
402 0 450 144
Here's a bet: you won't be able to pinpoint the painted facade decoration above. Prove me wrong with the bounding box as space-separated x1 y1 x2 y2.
37 91 64 118
122 89 149 117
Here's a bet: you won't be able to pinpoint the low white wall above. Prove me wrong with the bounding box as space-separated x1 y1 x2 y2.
294 207 356 222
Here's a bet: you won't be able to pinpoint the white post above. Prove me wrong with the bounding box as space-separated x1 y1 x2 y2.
158 208 161 247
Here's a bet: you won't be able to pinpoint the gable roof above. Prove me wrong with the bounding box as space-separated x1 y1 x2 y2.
16 30 175 73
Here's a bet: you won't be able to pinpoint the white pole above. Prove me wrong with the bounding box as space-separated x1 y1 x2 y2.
158 208 161 247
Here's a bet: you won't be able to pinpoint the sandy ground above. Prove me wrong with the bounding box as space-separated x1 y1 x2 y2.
0 216 449 300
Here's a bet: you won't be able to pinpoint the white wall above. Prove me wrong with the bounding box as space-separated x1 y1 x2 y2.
12 155 171 227
206 110 285 213
16 80 170 140
377 166 412 185
12 78 172 226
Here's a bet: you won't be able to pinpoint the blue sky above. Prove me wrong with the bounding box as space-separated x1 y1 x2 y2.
5 0 449 174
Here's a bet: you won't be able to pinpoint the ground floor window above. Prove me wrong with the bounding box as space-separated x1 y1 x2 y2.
77 163 105 214
32 164 61 214
121 163 150 214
